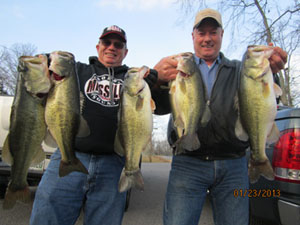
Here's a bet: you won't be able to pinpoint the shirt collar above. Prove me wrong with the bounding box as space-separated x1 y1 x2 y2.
193 54 221 65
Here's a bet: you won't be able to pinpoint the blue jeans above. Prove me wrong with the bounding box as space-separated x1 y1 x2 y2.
30 149 126 225
163 155 249 225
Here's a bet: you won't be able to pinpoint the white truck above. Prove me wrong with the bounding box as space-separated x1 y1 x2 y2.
0 94 55 197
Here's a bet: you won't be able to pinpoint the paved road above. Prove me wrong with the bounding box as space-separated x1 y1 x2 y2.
0 162 214 225
121 163 214 225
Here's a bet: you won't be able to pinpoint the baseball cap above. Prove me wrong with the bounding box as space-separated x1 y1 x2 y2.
99 25 127 43
193 8 223 29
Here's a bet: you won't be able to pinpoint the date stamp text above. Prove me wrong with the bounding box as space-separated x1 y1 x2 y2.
233 189 280 198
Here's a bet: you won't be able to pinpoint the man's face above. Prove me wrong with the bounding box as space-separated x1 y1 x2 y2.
96 34 128 67
192 18 224 64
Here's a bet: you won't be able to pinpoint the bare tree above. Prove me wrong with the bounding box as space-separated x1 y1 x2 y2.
176 0 300 106
0 43 37 95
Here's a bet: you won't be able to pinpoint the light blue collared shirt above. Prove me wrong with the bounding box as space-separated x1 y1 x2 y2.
193 54 220 99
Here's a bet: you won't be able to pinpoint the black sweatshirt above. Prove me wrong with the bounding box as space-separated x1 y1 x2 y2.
75 56 157 155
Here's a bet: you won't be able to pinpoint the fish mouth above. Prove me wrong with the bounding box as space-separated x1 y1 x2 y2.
128 84 145 96
51 71 65 81
178 71 190 77
131 82 145 95
59 51 73 58
180 52 193 58
126 83 145 97
137 86 144 94
36 92 48 98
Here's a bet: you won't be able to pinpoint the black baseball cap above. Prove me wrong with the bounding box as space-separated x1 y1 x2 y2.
99 25 127 43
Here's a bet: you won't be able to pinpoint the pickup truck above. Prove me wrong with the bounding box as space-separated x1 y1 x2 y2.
0 94 55 197
247 106 300 225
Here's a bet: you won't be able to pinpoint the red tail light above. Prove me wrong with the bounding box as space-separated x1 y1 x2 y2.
272 128 300 183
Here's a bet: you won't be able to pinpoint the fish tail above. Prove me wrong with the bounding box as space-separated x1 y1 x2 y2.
118 169 144 193
59 159 88 177
3 184 31 210
248 159 274 183
176 133 200 151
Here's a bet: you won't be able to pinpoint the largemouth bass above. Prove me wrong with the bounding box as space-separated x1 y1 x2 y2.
45 51 89 177
169 52 210 154
2 55 51 209
236 45 282 183
114 66 155 192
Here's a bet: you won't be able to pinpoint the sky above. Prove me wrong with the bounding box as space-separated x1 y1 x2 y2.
0 0 238 68
2 1 298 138
1 0 191 67
1 0 205 141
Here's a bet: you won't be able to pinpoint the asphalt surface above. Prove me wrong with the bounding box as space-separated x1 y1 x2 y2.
0 162 214 225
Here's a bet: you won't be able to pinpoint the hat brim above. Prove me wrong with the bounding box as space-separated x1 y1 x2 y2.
100 31 127 43
194 17 222 29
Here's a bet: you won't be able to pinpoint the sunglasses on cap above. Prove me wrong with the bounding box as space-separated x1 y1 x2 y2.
100 39 125 49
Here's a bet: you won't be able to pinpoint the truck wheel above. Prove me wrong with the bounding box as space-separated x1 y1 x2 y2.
0 184 7 199
28 179 40 186
249 210 276 225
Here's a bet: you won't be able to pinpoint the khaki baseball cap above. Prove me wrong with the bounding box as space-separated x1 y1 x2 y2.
193 8 222 29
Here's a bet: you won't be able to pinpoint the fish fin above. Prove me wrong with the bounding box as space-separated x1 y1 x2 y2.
174 116 184 130
179 78 186 93
176 133 200 151
139 66 150 78
2 134 13 165
233 93 249 141
273 83 282 98
79 92 86 115
169 81 176 94
150 98 156 112
235 116 249 141
176 127 184 139
30 147 46 166
136 96 144 111
142 138 152 155
173 142 185 155
199 104 211 127
59 158 88 177
248 159 274 183
233 92 239 112
3 183 31 210
117 98 123 122
43 130 58 148
267 122 280 145
114 130 125 156
262 80 271 98
76 116 90 137
118 169 144 193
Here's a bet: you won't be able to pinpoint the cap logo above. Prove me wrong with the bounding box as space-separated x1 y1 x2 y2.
107 25 122 33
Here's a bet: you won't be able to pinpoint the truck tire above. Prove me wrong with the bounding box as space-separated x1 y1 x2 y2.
249 208 277 225
0 183 7 199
